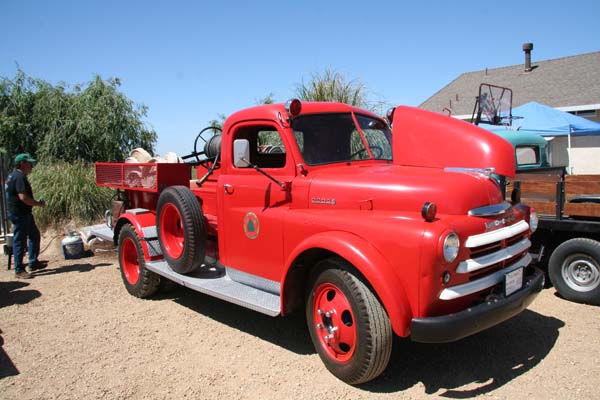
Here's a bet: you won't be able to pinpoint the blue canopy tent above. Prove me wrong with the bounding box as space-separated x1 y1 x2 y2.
480 102 600 173
510 102 600 136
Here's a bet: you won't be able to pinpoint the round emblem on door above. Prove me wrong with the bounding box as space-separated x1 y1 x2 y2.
243 212 260 239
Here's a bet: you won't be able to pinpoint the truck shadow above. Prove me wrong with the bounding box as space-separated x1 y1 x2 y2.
164 285 314 355
364 309 564 396
165 286 563 395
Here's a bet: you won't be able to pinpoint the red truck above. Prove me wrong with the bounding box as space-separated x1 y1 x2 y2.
94 100 543 384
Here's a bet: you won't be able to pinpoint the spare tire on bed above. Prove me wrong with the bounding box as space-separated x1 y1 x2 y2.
156 186 206 274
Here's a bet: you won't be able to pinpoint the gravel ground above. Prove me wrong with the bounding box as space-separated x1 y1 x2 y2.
1 231 599 400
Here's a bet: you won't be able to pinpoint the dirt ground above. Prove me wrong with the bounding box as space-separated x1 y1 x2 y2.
1 231 599 400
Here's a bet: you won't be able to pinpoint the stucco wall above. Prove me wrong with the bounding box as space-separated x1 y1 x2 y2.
548 136 600 174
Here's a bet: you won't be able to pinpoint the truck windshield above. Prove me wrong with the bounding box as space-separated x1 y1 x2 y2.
292 113 392 165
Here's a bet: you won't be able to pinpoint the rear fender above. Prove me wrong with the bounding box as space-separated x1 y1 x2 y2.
115 211 158 261
284 231 412 336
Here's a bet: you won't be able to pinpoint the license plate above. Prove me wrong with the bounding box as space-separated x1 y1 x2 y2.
505 267 523 297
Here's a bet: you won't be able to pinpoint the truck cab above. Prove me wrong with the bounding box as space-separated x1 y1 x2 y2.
489 129 550 171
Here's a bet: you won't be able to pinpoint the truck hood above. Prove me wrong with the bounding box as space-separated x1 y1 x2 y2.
308 164 503 215
391 106 516 179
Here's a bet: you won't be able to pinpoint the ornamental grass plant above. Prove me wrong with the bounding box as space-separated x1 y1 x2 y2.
29 161 113 228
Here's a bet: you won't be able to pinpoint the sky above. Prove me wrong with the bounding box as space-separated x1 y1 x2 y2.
1 0 599 157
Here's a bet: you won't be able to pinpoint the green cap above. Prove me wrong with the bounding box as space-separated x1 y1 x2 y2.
14 153 37 164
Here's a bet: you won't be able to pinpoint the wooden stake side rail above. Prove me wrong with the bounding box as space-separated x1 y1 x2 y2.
508 173 600 219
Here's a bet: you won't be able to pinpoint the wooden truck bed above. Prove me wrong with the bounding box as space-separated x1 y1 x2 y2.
508 173 600 219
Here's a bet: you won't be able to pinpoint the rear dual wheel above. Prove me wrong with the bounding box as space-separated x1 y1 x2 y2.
118 224 160 298
306 258 392 384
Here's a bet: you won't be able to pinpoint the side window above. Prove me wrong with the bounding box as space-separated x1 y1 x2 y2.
233 125 287 169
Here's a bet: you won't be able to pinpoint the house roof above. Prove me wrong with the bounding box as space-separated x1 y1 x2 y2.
419 50 600 117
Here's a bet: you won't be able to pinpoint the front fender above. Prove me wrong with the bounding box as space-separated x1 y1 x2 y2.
284 230 413 336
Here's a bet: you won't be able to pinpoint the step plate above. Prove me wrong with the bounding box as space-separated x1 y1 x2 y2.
146 260 281 316
85 224 114 241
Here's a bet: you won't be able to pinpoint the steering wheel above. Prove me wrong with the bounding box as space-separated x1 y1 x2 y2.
350 146 384 160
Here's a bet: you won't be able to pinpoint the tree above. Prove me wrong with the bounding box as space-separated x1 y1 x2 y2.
295 68 369 107
208 113 227 131
255 92 275 105
0 70 156 163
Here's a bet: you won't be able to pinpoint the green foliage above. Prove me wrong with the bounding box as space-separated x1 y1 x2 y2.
29 161 113 228
256 92 275 105
295 68 390 115
208 113 227 131
295 68 368 107
0 69 156 164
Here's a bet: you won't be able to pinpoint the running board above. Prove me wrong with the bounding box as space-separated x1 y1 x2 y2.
145 260 281 317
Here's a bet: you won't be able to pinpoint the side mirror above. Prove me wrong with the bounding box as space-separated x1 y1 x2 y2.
233 139 250 168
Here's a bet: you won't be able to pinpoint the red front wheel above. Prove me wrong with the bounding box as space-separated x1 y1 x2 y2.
312 282 357 363
306 258 392 384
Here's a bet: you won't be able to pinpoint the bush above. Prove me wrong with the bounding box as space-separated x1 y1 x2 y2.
29 161 113 228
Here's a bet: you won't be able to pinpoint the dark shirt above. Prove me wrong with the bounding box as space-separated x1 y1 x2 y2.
5 169 33 216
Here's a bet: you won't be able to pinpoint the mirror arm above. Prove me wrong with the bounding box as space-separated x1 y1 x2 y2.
242 158 288 190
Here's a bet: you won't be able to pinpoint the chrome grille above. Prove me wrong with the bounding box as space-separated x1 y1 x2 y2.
440 220 532 300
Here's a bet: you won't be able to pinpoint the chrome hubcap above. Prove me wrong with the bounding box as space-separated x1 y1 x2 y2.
562 253 600 292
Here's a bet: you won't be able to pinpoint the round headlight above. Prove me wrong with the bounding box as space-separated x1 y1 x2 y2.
443 232 460 263
529 209 539 233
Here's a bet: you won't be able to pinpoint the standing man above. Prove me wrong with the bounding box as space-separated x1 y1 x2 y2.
5 153 46 279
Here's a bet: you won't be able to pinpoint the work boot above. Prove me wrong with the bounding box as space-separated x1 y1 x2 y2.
15 271 33 279
29 260 48 271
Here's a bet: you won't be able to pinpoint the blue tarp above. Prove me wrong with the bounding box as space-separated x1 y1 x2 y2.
507 102 600 137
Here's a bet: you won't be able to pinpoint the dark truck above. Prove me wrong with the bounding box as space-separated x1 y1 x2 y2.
508 171 600 305
471 83 600 305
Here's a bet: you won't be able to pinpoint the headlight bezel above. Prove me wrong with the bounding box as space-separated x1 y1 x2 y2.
529 209 539 233
442 232 460 263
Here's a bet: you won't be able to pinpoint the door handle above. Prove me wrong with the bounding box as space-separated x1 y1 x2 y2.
224 184 234 194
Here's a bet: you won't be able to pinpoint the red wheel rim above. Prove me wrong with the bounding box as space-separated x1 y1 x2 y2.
160 203 184 259
312 282 357 362
121 236 140 285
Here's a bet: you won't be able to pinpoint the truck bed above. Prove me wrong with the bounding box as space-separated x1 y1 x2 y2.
96 162 191 192
508 173 600 220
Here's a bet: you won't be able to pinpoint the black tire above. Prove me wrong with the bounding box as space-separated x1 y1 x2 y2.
157 186 206 274
306 258 392 384
118 224 160 298
548 238 600 305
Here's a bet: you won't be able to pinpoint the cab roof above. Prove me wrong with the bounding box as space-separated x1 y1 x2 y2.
226 101 383 126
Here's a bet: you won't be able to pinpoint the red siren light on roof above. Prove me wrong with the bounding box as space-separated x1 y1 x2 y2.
285 98 302 118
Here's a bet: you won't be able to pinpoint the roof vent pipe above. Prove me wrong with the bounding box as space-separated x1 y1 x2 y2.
523 43 534 72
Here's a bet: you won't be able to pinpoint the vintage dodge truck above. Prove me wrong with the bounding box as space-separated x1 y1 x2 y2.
95 100 543 384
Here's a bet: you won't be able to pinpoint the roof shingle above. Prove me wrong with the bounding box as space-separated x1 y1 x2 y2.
419 51 600 117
